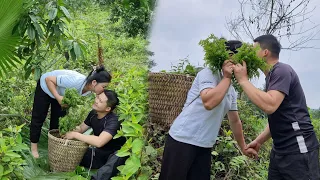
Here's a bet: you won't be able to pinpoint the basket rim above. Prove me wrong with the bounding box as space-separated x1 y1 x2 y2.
148 72 195 78
48 129 88 146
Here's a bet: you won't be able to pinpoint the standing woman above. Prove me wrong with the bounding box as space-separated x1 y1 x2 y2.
30 66 111 158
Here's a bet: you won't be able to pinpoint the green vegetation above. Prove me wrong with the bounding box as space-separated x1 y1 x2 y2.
61 88 85 108
0 0 318 179
199 34 268 78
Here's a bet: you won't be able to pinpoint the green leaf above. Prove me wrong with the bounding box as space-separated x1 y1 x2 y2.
137 174 149 180
117 150 130 157
33 21 44 38
2 157 10 162
128 122 143 132
211 151 219 156
131 115 138 124
111 177 125 180
16 133 22 144
27 25 35 40
5 151 21 158
3 166 13 175
120 154 141 177
73 41 81 59
78 40 88 58
25 67 32 80
122 125 135 134
12 144 28 151
70 48 76 61
16 123 25 132
34 68 41 81
60 6 71 20
0 0 25 77
145 145 157 157
123 133 138 137
0 164 3 177
69 175 87 180
48 8 58 20
132 138 144 154
29 14 38 23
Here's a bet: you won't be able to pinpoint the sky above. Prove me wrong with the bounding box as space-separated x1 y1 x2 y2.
148 0 320 109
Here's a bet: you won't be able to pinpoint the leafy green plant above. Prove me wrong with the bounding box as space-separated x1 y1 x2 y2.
13 0 88 80
58 88 89 135
0 123 29 179
0 0 29 77
199 34 268 78
199 34 268 93
59 104 91 135
232 43 268 78
107 67 150 180
0 0 89 80
62 88 85 108
167 57 201 76
199 34 230 71
109 0 155 38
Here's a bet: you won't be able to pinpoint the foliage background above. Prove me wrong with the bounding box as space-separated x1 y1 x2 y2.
0 0 319 180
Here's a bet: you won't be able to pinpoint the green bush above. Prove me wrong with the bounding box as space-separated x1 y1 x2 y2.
0 124 29 179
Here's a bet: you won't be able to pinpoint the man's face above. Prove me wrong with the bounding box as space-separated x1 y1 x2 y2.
92 93 110 112
254 42 268 60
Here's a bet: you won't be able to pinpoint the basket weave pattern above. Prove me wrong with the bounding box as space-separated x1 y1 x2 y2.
48 129 89 172
148 72 195 129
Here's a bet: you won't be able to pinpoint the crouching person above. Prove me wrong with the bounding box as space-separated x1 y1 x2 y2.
65 89 126 169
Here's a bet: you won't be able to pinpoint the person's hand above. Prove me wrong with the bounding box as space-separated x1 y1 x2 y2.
222 60 234 79
56 95 68 108
64 131 76 140
233 61 249 84
245 140 262 159
73 126 81 132
56 95 63 105
242 147 258 159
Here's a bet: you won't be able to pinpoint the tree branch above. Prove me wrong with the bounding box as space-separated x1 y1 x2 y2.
268 0 275 33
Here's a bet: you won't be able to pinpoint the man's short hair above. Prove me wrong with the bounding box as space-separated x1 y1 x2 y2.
254 34 282 58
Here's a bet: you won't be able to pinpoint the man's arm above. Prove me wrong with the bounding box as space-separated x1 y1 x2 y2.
227 111 246 151
201 78 231 110
66 131 113 148
238 81 285 114
200 60 233 110
73 122 90 134
228 111 258 158
254 124 271 145
233 61 286 114
45 76 63 104
246 124 272 154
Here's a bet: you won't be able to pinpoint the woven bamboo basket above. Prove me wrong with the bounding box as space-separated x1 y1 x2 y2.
148 72 195 129
48 129 89 172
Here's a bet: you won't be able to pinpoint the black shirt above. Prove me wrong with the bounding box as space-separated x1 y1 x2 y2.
266 62 319 154
84 110 126 152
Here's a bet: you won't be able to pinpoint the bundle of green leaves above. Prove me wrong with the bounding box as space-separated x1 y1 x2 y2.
59 88 89 135
199 34 268 80
59 105 89 135
62 88 85 109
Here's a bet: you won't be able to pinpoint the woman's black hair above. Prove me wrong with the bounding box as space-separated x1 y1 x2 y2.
86 66 112 84
225 40 243 54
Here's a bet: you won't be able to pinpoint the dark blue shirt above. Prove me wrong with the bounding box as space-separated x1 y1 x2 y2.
84 110 126 151
266 62 319 154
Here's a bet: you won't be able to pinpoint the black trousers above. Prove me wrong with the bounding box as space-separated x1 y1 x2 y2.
91 151 128 180
268 148 320 180
80 147 114 169
159 135 212 180
30 81 66 143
